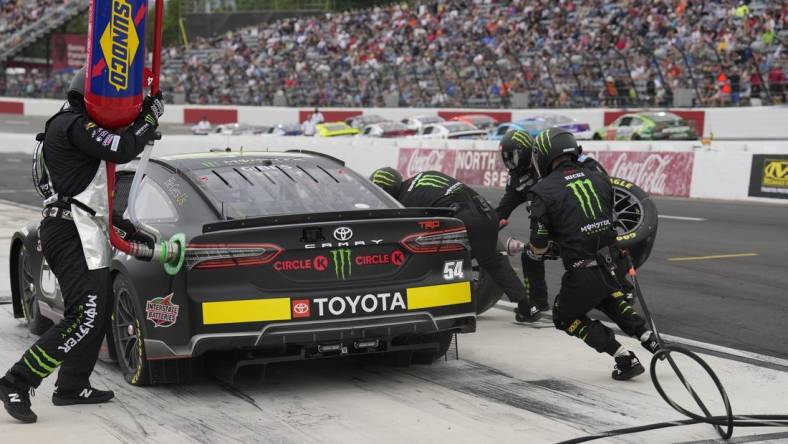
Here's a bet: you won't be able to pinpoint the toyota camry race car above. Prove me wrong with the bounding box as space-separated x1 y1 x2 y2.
9 151 477 385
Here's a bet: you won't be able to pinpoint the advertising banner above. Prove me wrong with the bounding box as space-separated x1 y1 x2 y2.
50 33 87 70
748 155 788 199
398 148 695 197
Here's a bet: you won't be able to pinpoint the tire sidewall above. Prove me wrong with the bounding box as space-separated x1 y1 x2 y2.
17 245 52 335
112 274 150 386
611 177 659 268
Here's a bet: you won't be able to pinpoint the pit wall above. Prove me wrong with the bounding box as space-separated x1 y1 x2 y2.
4 132 786 202
2 97 788 140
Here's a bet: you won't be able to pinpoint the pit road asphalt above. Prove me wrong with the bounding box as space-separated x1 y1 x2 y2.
0 149 785 360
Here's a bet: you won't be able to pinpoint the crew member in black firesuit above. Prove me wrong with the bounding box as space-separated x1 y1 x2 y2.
496 129 634 311
0 68 163 423
369 168 541 322
525 128 659 380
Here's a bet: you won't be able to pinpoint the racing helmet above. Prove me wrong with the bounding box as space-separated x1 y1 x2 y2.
369 167 403 198
531 128 580 178
499 129 535 173
67 66 86 101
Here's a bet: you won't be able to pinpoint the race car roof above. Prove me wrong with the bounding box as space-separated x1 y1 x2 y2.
157 151 342 172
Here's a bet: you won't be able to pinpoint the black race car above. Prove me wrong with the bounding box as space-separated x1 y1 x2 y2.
9 151 477 385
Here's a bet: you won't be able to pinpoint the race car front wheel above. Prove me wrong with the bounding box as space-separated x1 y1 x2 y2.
112 274 153 386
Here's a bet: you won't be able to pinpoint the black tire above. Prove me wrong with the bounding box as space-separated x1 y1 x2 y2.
592 133 602 140
610 177 659 268
112 274 201 386
411 331 454 364
472 239 504 315
17 245 53 335
631 133 642 140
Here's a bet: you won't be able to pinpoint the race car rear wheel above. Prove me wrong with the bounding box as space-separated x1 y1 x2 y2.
112 274 152 386
17 245 52 335
610 178 659 268
472 239 505 315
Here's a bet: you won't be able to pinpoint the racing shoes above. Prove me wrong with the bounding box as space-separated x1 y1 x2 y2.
0 377 36 423
641 332 661 354
515 302 543 323
52 386 114 406
611 352 645 381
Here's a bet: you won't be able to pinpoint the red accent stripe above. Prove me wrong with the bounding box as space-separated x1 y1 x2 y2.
134 3 146 25
0 101 23 114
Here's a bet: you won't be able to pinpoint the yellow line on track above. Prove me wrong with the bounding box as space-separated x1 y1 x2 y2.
667 253 759 262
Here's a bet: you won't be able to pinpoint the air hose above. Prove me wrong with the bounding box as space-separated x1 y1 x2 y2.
557 253 788 443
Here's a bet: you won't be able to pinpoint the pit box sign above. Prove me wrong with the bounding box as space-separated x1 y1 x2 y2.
748 155 788 199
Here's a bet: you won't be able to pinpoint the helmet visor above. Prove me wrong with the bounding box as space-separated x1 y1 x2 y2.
502 149 520 170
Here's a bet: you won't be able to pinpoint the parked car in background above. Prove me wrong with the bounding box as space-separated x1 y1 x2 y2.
593 111 698 140
316 122 361 137
421 122 488 140
360 122 417 138
488 119 551 140
532 114 593 140
345 114 390 130
213 123 269 135
401 115 445 134
268 123 304 136
450 114 498 131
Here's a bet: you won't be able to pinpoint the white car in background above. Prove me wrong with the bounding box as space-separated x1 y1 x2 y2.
360 122 417 138
420 122 488 140
401 115 446 134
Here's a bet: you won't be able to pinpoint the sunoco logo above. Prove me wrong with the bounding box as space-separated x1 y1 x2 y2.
330 249 352 280
100 0 138 91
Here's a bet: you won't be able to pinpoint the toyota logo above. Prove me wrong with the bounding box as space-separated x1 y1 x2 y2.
333 227 354 241
293 302 309 314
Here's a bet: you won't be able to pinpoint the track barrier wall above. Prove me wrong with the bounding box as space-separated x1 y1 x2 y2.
3 97 788 140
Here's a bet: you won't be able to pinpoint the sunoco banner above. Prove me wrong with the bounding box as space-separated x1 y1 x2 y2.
397 148 694 197
749 154 788 199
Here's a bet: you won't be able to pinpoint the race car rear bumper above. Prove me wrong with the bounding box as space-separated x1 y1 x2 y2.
144 311 476 360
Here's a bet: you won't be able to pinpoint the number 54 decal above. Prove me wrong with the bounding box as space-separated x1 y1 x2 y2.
443 260 464 280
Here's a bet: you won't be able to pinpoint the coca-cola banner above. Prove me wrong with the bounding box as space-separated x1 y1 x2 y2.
397 148 694 197
594 151 694 197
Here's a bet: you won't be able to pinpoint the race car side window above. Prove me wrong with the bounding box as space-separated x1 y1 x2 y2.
619 117 633 126
131 177 179 224
497 126 508 135
423 126 433 134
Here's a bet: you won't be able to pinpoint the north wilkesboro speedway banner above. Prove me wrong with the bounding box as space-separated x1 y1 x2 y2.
398 148 694 197
749 154 788 199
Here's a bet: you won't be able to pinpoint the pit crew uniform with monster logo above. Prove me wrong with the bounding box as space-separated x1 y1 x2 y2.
0 69 162 423
371 168 540 321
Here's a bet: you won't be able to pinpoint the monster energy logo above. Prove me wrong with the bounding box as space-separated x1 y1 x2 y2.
330 249 352 280
372 170 396 186
414 174 450 189
511 130 533 149
566 178 603 218
535 129 552 154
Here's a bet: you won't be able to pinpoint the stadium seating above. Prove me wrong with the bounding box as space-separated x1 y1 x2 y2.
2 0 786 108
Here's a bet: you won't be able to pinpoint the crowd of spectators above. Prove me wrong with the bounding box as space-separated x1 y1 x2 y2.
0 0 74 59
3 0 786 108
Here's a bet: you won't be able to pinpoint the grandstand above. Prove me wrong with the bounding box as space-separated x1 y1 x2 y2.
2 0 786 108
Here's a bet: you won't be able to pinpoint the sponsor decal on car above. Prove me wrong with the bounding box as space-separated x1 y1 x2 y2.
145 293 180 328
291 299 311 318
200 281 472 325
418 220 440 230
330 248 352 280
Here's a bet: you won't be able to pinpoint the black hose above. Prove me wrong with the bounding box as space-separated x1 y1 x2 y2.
556 252 788 443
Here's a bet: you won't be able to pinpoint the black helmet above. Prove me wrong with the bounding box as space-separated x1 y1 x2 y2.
369 167 403 198
499 129 534 173
532 128 580 178
67 67 86 100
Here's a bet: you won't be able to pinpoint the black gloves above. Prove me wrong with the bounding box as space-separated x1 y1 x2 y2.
143 92 165 120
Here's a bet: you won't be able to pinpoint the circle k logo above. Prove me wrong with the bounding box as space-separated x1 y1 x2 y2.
313 255 329 272
391 250 405 266
333 226 354 241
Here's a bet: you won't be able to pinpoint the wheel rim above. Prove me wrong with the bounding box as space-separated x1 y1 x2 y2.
17 248 37 322
612 186 644 235
114 288 141 374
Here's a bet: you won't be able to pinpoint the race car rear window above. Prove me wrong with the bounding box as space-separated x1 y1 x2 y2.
190 163 394 219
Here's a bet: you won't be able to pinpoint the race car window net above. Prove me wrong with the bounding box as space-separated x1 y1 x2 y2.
126 177 179 224
189 163 392 220
399 227 469 254
185 243 283 270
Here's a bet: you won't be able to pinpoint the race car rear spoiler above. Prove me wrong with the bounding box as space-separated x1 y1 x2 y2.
202 208 456 233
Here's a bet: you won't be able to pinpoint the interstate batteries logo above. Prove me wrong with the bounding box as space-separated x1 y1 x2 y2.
145 293 179 328
99 0 139 91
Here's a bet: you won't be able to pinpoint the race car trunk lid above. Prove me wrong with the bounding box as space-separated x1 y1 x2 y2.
185 209 469 290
